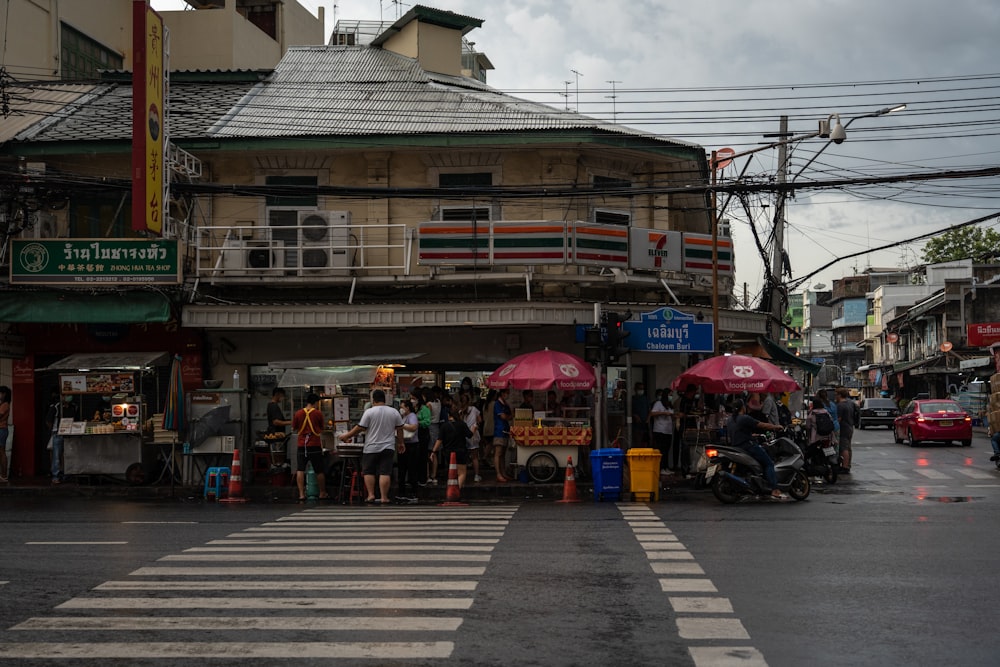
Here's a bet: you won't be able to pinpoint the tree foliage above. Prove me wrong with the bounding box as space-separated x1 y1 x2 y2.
921 225 1000 264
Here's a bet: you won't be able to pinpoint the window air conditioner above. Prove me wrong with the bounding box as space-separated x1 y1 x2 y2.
295 210 350 273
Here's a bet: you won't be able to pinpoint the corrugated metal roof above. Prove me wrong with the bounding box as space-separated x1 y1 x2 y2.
0 83 95 143
207 46 699 148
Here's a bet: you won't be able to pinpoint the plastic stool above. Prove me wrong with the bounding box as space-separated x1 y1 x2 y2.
204 466 231 500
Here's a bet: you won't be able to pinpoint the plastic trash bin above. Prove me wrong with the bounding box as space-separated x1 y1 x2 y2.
590 448 624 501
626 448 661 501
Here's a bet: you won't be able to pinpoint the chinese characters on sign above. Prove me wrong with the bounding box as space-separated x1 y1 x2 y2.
131 1 166 234
10 239 180 285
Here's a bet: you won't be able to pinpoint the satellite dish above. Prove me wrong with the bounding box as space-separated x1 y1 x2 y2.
940 341 953 352
714 147 736 170
813 283 826 290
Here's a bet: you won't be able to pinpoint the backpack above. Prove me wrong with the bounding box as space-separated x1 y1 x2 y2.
813 408 835 436
777 403 792 428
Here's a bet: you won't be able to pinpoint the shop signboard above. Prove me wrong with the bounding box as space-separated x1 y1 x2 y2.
967 322 1000 347
623 307 714 353
10 239 179 285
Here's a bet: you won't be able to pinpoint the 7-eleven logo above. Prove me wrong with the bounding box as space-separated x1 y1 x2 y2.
647 232 669 267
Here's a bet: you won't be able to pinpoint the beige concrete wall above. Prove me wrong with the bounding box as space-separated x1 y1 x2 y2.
60 0 132 60
164 8 282 71
381 20 418 59
281 0 324 47
415 22 462 76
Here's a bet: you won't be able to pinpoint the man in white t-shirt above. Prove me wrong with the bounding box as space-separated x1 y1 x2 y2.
340 389 404 504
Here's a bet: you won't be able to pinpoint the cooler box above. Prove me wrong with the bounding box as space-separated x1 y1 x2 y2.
627 448 662 501
590 448 624 501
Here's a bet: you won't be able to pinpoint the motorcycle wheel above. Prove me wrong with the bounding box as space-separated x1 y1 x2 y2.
788 470 810 501
711 475 740 504
823 464 838 484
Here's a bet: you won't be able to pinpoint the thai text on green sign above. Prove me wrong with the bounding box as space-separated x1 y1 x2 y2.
10 239 180 285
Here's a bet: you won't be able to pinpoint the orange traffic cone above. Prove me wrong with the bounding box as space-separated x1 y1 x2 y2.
219 447 249 504
439 451 468 506
555 456 582 503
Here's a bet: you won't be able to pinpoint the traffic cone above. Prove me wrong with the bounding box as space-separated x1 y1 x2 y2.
439 451 468 506
218 447 249 504
555 456 582 503
305 462 319 500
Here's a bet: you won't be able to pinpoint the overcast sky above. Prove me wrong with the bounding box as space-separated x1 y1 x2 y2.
155 0 1000 304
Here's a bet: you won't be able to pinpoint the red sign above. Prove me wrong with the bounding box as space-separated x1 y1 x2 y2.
886 332 899 344
967 322 1000 347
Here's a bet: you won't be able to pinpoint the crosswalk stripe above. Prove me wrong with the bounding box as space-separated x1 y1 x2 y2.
952 467 994 479
96 580 478 591
689 646 768 667
57 597 474 610
638 541 686 550
646 551 695 560
668 597 734 613
185 545 495 552
130 566 486 576
874 470 907 480
651 562 706 575
260 520 507 527
159 553 490 562
13 616 464 631
659 578 718 593
206 538 500 545
242 527 505 533
915 469 950 479
0 642 455 659
677 617 750 640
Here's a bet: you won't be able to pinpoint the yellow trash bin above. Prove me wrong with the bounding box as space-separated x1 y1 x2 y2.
626 448 662 501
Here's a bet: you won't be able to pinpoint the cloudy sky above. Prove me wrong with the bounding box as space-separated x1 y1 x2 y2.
156 0 1000 304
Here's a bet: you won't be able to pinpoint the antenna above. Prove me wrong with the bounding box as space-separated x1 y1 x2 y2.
561 81 572 111
605 80 621 124
572 70 583 112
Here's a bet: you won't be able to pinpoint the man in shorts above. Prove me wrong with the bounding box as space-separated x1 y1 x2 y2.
340 389 404 505
292 393 329 502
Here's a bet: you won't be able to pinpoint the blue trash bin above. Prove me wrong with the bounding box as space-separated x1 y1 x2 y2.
590 448 624 501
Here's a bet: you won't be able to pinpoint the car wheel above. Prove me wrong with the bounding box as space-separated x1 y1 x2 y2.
907 430 920 447
961 439 972 447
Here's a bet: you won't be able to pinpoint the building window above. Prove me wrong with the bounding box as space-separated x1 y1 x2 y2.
70 193 131 238
60 23 123 80
594 209 631 225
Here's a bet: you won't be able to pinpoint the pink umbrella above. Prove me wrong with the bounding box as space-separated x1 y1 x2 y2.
671 354 800 394
486 349 596 391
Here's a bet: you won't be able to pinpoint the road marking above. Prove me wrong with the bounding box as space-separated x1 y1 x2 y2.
689 646 768 666
243 526 505 534
659 578 718 592
873 470 907 480
0 642 455 659
130 565 486 577
96 580 478 591
159 552 491 562
121 521 198 524
651 562 706 575
206 537 500 545
637 534 679 542
260 520 506 527
639 541 686 550
915 469 951 479
13 616 463 631
952 468 994 479
677 618 751 639
647 551 695 560
966 484 1000 487
25 541 127 545
669 597 734 613
58 596 474 611
185 544 496 552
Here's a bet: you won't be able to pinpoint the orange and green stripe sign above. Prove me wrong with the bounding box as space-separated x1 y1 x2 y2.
418 222 569 264
573 224 629 267
682 233 733 274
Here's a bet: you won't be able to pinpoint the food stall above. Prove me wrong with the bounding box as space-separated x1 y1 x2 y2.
43 352 167 482
486 349 596 483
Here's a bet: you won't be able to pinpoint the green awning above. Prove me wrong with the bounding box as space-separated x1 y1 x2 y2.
757 336 823 375
0 291 172 323
890 357 932 374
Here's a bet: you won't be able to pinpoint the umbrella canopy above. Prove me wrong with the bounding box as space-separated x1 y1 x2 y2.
485 349 596 391
671 354 801 394
162 354 185 433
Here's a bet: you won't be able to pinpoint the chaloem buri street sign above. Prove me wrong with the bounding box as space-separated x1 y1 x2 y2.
10 239 180 285
623 307 714 353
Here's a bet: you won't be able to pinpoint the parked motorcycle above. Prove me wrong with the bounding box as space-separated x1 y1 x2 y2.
791 418 839 484
704 432 811 503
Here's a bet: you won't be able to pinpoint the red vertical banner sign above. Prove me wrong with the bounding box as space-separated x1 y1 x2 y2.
11 356 36 478
131 1 165 234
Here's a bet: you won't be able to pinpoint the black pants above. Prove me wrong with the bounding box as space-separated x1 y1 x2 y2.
672 430 691 473
652 431 672 469
397 443 421 495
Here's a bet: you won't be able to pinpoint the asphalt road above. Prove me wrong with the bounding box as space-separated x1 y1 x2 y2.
0 427 997 666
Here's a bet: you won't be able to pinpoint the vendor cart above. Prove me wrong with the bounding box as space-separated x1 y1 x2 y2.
510 420 593 483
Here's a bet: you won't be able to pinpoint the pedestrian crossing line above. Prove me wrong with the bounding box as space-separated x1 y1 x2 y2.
669 597 734 614
619 506 770 667
242 526 507 534
96 580 479 592
0 642 455 660
915 469 951 479
206 537 501 545
13 616 464 632
952 467 994 479
185 544 496 552
261 520 509 527
129 565 487 577
159 553 492 562
57 597 474 611
873 470 907 480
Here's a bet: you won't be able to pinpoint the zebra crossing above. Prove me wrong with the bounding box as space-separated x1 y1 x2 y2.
864 466 998 481
0 506 518 662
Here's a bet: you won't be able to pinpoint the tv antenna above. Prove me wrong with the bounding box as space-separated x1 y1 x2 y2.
570 69 583 112
605 80 621 124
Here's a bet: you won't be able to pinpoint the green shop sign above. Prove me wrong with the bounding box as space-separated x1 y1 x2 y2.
10 239 180 285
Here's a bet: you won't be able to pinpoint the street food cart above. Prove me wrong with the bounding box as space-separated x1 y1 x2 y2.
43 352 167 482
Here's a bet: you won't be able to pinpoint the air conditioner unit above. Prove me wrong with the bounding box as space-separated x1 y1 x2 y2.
296 210 350 274
221 239 283 276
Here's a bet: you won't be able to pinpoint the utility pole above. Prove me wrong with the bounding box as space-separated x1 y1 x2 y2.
769 115 789 342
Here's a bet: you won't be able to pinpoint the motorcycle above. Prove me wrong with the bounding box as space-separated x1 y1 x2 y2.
791 418 839 484
703 432 811 504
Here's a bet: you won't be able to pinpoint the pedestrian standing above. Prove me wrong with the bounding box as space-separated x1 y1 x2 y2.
413 389 432 485
0 386 11 482
397 399 420 501
431 409 472 494
631 381 650 448
761 392 780 426
481 389 497 470
834 387 855 473
648 391 674 474
458 393 482 482
291 393 330 503
492 388 513 482
46 393 76 484
340 389 404 505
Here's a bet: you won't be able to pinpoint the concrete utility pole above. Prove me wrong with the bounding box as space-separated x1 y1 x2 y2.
769 115 789 342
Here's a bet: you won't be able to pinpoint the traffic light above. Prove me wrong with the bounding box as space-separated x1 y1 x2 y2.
604 311 631 364
583 326 604 363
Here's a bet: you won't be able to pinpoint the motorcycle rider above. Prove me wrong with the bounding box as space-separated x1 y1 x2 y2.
726 399 787 499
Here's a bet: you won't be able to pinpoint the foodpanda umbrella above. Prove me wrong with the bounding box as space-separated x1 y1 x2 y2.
671 354 800 394
162 354 185 433
485 348 596 391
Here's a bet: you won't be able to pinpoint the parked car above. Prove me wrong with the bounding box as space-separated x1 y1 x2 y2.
893 399 972 447
858 398 900 429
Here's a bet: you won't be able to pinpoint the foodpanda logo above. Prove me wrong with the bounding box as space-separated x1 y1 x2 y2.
732 366 755 378
498 364 517 377
559 364 580 378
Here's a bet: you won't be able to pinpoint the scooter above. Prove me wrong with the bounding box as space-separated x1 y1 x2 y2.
703 432 811 504
792 419 839 484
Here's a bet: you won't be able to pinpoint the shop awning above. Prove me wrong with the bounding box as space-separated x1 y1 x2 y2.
756 336 823 375
275 366 379 388
42 351 169 372
890 357 931 374
0 291 172 323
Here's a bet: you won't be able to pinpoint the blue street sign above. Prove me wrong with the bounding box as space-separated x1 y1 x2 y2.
623 307 714 353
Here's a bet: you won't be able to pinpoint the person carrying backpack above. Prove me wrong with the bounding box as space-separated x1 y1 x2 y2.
806 389 837 445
